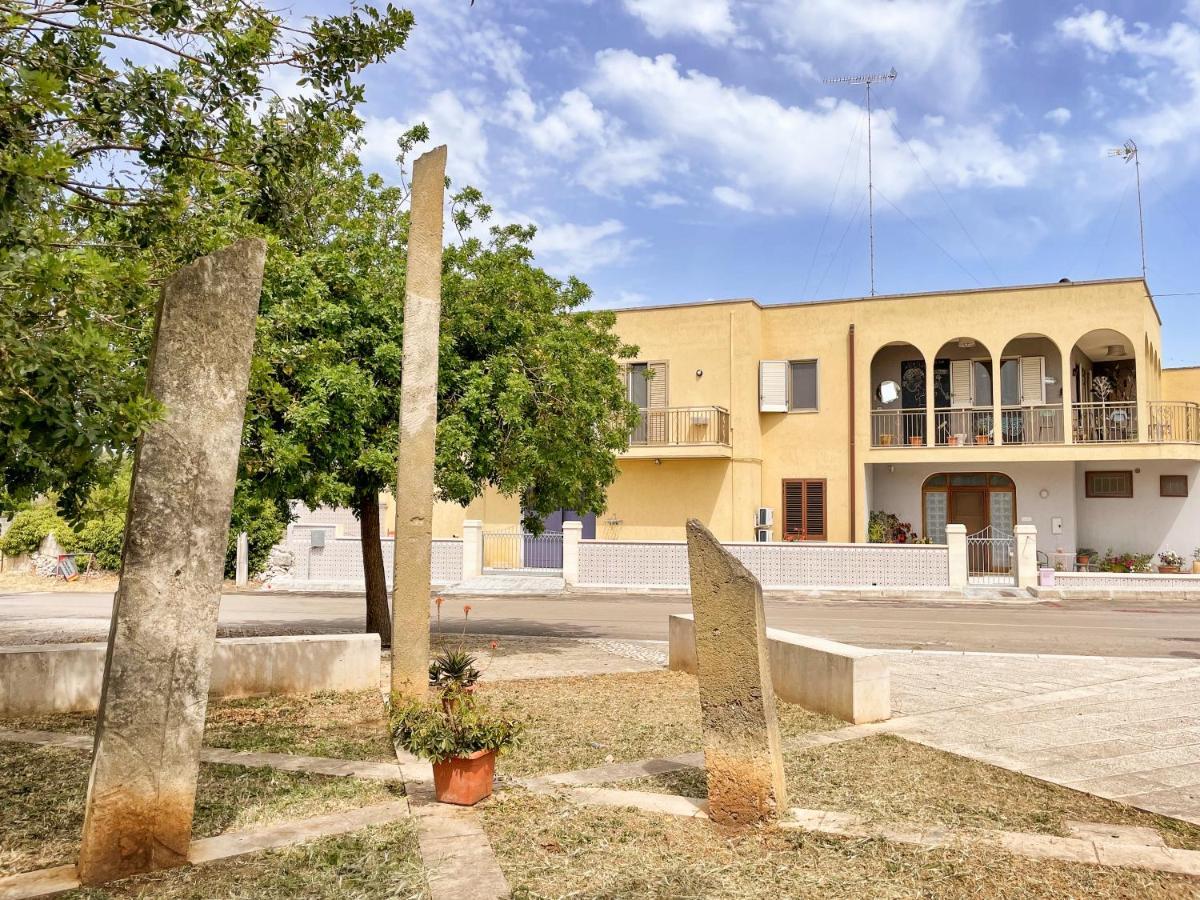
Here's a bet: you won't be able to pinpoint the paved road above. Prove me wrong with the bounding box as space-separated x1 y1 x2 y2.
3 590 1199 658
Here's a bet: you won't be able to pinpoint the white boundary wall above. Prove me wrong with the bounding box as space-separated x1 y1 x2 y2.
575 539 951 590
282 523 461 587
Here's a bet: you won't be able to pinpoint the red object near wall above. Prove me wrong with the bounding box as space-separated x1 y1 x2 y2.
432 749 497 805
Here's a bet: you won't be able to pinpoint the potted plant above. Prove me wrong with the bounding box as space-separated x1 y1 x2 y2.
974 417 991 445
946 434 960 446
392 691 523 806
879 432 895 446
1075 547 1096 567
1158 550 1184 574
430 649 482 692
1192 548 1200 575
908 434 924 446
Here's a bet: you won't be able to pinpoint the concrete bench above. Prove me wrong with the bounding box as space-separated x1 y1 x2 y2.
0 633 380 717
668 613 890 724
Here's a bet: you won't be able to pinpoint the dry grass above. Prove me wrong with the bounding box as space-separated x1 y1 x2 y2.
1 691 394 762
0 572 117 593
476 670 841 778
0 741 403 877
482 790 1200 899
62 821 426 899
620 734 1200 852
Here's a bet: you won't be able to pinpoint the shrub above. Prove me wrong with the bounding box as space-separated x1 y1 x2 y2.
77 514 126 571
1099 549 1153 573
0 503 76 556
225 492 286 579
391 692 523 764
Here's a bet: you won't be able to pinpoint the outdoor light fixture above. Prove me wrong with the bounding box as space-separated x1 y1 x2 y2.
1106 344 1126 357
695 368 704 377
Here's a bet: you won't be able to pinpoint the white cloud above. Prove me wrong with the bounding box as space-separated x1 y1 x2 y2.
1045 107 1072 126
588 51 1056 214
1056 9 1123 54
385 0 529 90
532 219 644 276
712 185 753 210
648 191 686 207
589 289 651 309
623 0 738 44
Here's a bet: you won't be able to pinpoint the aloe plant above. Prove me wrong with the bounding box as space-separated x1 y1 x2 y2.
429 649 482 690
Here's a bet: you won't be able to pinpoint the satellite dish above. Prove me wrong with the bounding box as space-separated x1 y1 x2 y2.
876 380 900 405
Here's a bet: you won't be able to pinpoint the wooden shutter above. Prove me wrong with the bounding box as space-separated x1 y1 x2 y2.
760 360 788 412
1020 356 1045 406
782 479 827 541
646 362 668 443
950 360 973 408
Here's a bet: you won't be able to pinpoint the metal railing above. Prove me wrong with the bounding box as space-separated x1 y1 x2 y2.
1148 401 1200 443
628 406 730 447
1072 401 1137 443
871 409 927 447
999 406 1064 445
482 530 563 571
967 525 1015 585
933 407 993 446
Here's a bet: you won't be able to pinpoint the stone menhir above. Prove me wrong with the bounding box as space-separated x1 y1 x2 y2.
685 518 788 825
391 145 448 698
76 238 267 884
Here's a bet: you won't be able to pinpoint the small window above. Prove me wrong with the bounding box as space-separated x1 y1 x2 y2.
1161 474 1188 498
1085 470 1133 499
789 360 818 411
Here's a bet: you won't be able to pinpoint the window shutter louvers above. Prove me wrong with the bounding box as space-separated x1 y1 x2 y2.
1020 356 1045 406
782 479 827 541
950 360 973 408
760 360 788 412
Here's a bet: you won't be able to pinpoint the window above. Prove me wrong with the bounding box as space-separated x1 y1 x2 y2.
788 360 818 411
1161 474 1188 498
782 479 826 541
1085 470 1133 499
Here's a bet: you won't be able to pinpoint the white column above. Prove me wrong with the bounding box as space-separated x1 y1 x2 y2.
1013 523 1038 589
235 532 249 588
945 524 968 590
461 519 483 581
562 520 583 587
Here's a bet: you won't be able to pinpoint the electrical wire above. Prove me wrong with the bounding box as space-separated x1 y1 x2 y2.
873 186 983 286
814 193 867 297
802 111 864 298
1092 178 1130 280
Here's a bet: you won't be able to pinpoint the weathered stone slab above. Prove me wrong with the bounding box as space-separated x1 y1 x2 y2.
685 519 787 825
391 145 447 698
77 238 266 884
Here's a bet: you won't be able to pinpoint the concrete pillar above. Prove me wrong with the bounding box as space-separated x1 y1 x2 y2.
991 350 1004 445
562 520 582 586
461 519 483 581
391 145 447 699
923 356 935 447
945 523 968 589
77 238 266 885
235 531 249 588
1014 523 1038 589
685 518 787 826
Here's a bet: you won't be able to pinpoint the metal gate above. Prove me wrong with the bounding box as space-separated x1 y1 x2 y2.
482 530 563 571
967 525 1016 585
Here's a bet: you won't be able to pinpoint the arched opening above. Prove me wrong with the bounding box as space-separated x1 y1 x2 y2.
997 334 1065 444
931 337 994 446
869 342 926 447
922 472 1016 543
1070 328 1137 442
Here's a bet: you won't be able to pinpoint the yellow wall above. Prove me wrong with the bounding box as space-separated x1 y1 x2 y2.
418 278 1170 542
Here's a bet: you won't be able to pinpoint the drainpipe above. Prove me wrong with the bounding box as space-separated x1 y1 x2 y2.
848 324 856 542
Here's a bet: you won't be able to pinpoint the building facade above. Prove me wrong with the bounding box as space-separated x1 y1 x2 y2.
429 277 1200 563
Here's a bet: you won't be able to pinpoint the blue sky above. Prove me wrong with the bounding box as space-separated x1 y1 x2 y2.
307 1 1200 363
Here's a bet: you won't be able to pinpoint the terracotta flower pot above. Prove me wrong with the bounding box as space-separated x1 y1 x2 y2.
1159 565 1181 574
1076 555 1090 566
432 748 496 805
908 436 923 446
946 436 960 446
974 435 989 445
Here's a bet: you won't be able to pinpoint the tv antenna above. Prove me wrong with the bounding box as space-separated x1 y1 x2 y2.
1108 138 1146 280
823 67 897 296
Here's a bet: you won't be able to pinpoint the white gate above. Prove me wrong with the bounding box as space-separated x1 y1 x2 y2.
967 525 1016 585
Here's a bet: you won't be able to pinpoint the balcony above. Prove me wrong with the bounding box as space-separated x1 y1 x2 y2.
622 405 732 459
1149 401 1200 443
1073 401 1137 443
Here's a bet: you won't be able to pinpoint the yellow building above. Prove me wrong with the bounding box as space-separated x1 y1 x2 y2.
427 276 1200 563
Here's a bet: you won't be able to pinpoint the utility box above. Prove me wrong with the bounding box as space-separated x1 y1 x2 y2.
309 529 326 548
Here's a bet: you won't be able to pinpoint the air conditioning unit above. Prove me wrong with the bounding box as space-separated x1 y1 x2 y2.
756 507 774 527
755 527 772 543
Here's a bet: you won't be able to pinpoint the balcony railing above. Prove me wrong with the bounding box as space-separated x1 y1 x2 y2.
871 409 927 446
1149 401 1200 443
628 405 731 447
1073 401 1137 443
999 406 1064 445
934 408 994 446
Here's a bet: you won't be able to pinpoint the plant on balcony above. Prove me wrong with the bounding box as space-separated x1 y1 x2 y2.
974 415 992 444
867 511 917 543
1158 550 1184 573
1091 375 1114 404
1075 547 1096 566
1099 549 1152 573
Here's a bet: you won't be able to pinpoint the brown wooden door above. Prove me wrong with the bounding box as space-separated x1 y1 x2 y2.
949 489 987 535
782 479 827 541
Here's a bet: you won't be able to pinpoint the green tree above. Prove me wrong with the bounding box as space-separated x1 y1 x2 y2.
0 0 413 514
241 145 637 645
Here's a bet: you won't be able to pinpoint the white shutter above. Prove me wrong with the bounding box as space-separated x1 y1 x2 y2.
950 360 973 408
1020 356 1045 406
759 360 788 412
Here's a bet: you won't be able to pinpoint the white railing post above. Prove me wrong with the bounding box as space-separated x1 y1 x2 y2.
1013 523 1038 589
461 520 483 581
945 524 968 589
562 521 582 586
235 532 249 587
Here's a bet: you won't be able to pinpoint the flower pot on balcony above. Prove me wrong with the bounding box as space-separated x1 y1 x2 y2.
908 436 924 446
879 434 895 446
432 748 497 806
974 435 989 445
1076 554 1091 567
1159 565 1181 574
946 435 960 446
1192 560 1200 575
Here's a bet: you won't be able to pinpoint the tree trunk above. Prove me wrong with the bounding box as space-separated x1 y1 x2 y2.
357 489 391 649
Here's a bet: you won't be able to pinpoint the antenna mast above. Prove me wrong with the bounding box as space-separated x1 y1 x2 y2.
1108 138 1146 280
823 67 897 296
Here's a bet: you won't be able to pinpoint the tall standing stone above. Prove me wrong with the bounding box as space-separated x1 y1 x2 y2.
685 518 788 825
77 238 266 884
391 145 447 698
